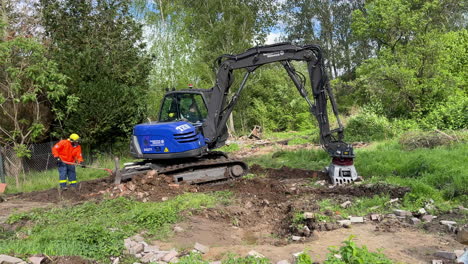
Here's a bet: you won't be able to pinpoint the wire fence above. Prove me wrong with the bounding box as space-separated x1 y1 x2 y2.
0 141 58 182
0 141 125 183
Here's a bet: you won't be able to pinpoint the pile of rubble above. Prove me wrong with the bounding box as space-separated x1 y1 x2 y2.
118 234 210 264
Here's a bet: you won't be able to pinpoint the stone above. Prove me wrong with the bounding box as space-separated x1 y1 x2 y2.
144 244 159 253
162 197 169 201
302 225 311 236
337 220 351 228
340 201 352 208
247 250 265 258
291 235 302 241
425 204 435 211
421 215 435 223
393 209 412 217
169 257 179 263
194 242 209 254
129 243 144 255
162 250 178 262
130 234 145 242
303 212 314 219
410 217 421 225
28 257 45 264
370 214 382 221
456 229 468 244
135 253 142 258
440 220 457 226
0 255 24 264
112 257 120 264
276 260 291 264
209 262 222 264
418 208 427 215
350 216 364 223
386 213 397 219
434 251 457 260
147 170 157 178
140 253 156 263
431 260 443 264
173 225 184 233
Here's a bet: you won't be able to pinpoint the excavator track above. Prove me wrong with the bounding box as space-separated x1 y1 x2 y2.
118 152 248 185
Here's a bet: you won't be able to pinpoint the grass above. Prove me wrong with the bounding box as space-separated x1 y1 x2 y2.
247 140 468 208
175 237 395 264
0 191 232 262
3 157 134 194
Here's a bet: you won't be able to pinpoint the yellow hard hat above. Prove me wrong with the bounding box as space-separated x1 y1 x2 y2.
69 133 80 142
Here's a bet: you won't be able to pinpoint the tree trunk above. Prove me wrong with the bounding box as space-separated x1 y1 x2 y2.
227 112 235 138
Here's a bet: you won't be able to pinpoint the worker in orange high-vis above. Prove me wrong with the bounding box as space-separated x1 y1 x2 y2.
52 133 84 188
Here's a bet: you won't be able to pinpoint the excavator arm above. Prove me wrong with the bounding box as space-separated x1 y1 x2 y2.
200 42 357 184
203 43 354 158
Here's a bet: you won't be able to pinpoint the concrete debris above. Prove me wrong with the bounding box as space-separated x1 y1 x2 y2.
0 255 24 264
112 257 120 264
440 220 457 226
194 242 210 254
140 253 157 263
456 229 468 244
144 244 159 253
130 234 145 242
162 197 169 201
434 251 457 260
409 217 421 225
302 225 311 236
291 235 302 241
340 201 352 208
173 226 184 233
303 212 314 219
169 257 179 263
393 209 412 217
421 215 435 223
162 249 178 262
28 256 45 264
337 220 351 228
247 250 265 258
315 180 327 186
129 243 144 255
349 216 364 223
418 208 427 215
370 214 382 222
431 260 443 264
276 260 291 264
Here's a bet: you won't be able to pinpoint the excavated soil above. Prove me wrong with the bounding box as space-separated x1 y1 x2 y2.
0 162 464 263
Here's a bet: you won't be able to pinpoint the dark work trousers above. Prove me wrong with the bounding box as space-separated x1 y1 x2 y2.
58 162 77 187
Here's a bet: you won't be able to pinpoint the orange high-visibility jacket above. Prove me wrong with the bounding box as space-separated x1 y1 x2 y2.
52 139 84 164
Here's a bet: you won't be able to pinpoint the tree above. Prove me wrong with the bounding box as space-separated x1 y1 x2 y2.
0 27 68 185
282 0 367 78
40 0 151 148
348 0 468 126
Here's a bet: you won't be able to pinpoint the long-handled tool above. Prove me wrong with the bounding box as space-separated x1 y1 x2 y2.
59 160 114 176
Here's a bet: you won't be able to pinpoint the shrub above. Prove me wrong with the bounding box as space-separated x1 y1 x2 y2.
421 92 468 130
345 112 395 142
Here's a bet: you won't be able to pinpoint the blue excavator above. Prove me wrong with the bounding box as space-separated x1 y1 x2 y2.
116 43 357 185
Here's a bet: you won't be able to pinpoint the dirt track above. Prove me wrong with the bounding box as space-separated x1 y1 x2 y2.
0 162 464 263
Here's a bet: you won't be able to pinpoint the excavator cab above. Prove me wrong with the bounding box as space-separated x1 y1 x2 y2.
159 92 208 124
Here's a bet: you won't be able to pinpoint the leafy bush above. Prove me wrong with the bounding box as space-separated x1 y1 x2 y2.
324 236 394 264
345 112 395 142
421 92 468 130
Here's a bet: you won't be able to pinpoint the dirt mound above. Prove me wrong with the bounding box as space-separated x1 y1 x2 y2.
250 164 328 180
